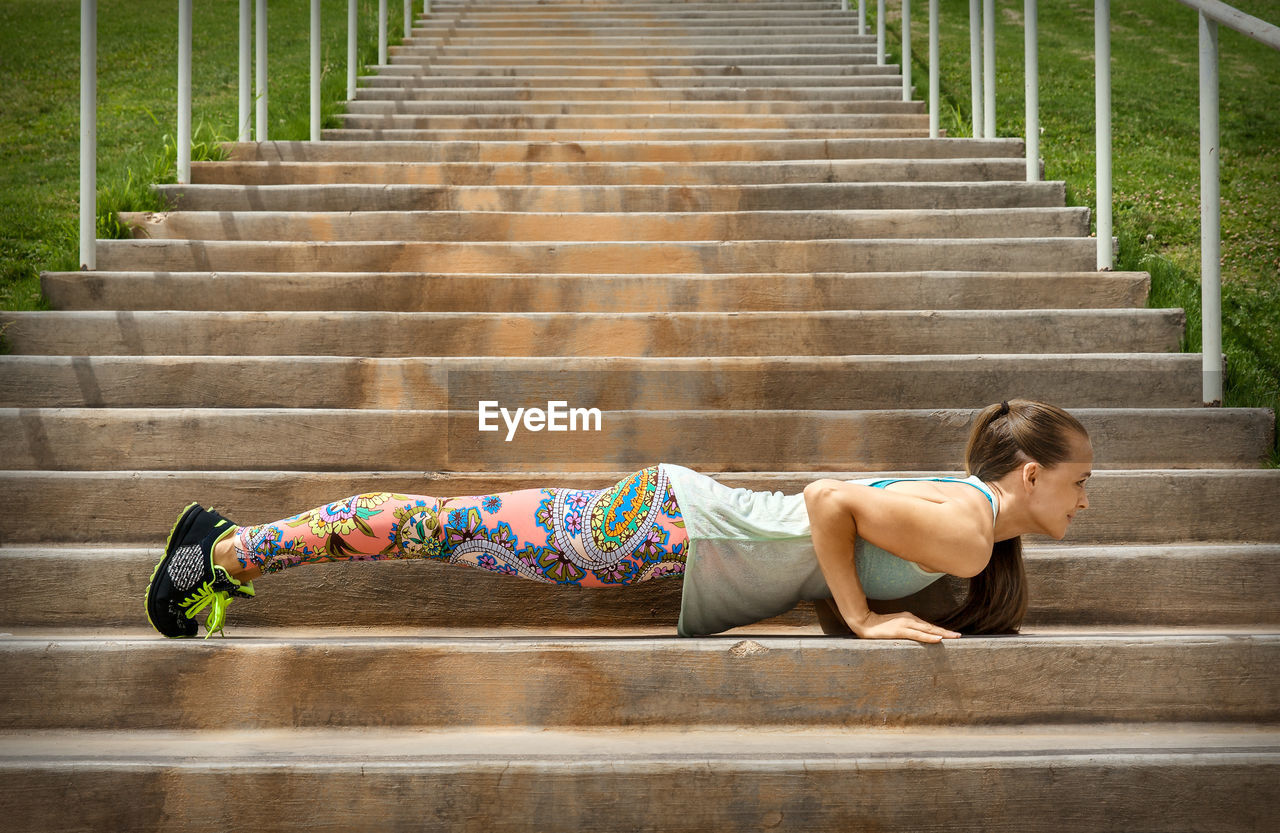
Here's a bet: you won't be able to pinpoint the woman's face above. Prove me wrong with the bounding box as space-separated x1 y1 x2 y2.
1024 433 1094 540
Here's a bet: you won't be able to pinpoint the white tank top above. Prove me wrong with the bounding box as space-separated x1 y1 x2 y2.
659 463 999 637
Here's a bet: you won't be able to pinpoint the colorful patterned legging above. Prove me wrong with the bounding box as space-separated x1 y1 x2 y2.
232 464 689 587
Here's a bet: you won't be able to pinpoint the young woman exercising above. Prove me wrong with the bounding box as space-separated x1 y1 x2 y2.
145 398 1093 643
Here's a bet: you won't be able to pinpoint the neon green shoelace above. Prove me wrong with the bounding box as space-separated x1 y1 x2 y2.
180 573 256 639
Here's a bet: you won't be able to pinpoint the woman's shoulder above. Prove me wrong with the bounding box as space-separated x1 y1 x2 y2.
872 477 998 523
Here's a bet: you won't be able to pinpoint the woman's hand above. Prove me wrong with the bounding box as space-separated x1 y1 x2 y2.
847 609 961 643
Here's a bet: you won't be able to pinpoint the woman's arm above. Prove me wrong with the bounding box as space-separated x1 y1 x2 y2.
804 479 993 578
803 480 974 642
814 597 853 635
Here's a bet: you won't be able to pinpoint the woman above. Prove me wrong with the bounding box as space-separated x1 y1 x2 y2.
145 398 1093 643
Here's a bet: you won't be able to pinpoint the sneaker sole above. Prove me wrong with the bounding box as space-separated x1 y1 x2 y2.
143 501 203 638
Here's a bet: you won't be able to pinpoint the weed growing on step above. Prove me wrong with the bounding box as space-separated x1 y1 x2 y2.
97 118 230 240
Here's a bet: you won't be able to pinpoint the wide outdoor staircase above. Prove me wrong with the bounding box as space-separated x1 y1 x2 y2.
2 0 1278 829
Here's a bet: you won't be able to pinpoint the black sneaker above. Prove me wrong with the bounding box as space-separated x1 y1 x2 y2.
145 502 255 638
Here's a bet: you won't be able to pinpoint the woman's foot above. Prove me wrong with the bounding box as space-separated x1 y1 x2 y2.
145 503 256 638
212 531 263 583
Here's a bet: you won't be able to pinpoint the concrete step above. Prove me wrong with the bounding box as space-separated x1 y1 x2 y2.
152 181 1060 212
1 631 1276 729
406 24 872 36
3 469 1276 544
217 136 1018 161
354 85 908 101
0 353 1205 409
5 724 1273 832
430 1 849 9
331 114 929 130
38 270 1147 312
341 99 922 115
222 138 1029 163
2 407 1269 472
0 349 1204 409
402 55 887 68
0 308 1180 356
429 1 851 9
120 209 1090 243
321 127 930 141
3 543 1275 630
80 238 1101 273
357 71 905 86
186 158 1025 186
397 43 879 56
381 63 902 76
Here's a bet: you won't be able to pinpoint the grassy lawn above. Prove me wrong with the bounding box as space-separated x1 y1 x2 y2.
1 0 1277 462
884 0 1280 464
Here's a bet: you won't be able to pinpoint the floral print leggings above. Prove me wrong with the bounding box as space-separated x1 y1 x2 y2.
232 464 689 587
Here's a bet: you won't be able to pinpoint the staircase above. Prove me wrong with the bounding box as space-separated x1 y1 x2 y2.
2 0 1278 828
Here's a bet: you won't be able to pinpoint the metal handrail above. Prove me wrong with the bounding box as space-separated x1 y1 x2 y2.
852 0 1276 405
79 0 432 269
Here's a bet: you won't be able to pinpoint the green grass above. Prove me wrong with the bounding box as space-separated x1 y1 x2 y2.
883 0 1280 465
0 0 400 309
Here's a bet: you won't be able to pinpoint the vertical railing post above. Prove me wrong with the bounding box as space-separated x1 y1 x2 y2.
239 0 251 142
404 0 412 38
969 0 982 138
929 0 938 137
177 0 192 184
842 0 849 12
379 0 388 66
983 0 995 137
902 0 912 101
901 0 911 101
425 0 431 14
255 0 268 141
1095 0 1112 269
310 0 321 141
348 0 358 101
1200 11 1223 404
877 0 885 65
858 0 866 36
1025 0 1039 181
80 0 96 270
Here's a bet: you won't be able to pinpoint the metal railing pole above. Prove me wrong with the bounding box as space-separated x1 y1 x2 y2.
969 0 982 138
255 0 268 141
379 0 388 66
983 0 995 137
404 0 412 38
877 0 885 64
177 0 192 184
842 0 849 12
1200 11 1223 404
1025 0 1039 180
348 0 357 101
858 0 866 36
1095 0 1112 269
80 0 96 270
901 0 911 100
311 0 321 141
239 0 251 142
425 0 431 14
902 0 912 101
929 0 938 137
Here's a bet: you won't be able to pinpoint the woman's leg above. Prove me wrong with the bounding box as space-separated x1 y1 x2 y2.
215 464 689 588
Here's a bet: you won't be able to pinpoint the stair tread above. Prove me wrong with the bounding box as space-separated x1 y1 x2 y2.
3 723 1278 764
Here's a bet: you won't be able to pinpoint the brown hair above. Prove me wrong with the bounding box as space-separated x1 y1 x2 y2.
933 399 1090 635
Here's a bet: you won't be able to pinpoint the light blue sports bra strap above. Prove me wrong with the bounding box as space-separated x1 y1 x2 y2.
868 476 997 520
